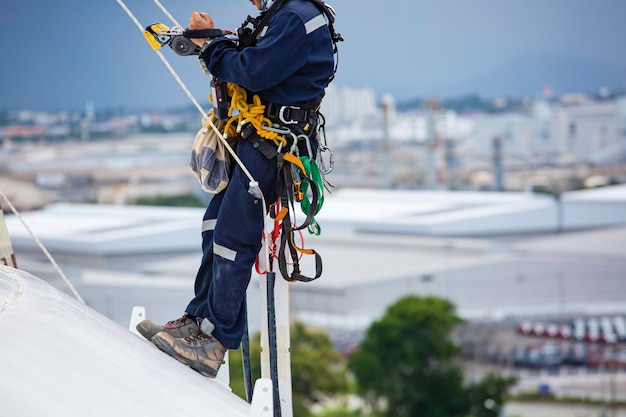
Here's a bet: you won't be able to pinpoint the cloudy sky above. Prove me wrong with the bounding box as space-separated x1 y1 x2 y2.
1 0 625 110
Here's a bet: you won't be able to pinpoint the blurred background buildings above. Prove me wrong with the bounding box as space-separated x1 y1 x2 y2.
2 86 626 405
2 87 625 206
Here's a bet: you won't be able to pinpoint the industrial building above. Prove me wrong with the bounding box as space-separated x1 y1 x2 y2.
5 185 625 335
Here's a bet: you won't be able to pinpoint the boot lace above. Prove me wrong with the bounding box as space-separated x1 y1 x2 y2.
184 329 214 347
165 314 191 327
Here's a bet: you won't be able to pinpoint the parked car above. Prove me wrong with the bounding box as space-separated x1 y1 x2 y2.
513 342 564 368
563 342 586 366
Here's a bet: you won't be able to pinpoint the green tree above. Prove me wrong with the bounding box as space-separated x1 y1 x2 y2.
230 321 349 417
228 335 262 403
348 295 467 417
465 373 517 417
291 322 350 416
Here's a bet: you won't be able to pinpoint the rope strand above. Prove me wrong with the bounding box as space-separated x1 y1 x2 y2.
0 191 85 304
152 0 182 28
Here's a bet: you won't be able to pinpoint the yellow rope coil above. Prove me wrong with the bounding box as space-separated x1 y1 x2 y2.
208 83 288 148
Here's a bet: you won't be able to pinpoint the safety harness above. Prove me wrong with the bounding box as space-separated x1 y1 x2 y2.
210 80 329 283
205 0 341 283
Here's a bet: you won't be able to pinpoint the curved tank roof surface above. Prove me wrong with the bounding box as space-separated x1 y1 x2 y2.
0 265 250 417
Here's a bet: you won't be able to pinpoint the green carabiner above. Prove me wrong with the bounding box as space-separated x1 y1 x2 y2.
299 156 325 235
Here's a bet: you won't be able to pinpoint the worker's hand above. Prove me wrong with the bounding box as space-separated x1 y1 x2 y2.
189 11 215 29
188 11 215 46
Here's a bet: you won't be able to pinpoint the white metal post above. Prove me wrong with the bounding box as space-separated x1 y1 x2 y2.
274 274 293 417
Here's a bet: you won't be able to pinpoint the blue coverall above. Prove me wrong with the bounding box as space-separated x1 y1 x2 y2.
185 0 335 349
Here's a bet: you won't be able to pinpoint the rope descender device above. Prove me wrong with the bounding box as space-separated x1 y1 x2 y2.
143 23 230 56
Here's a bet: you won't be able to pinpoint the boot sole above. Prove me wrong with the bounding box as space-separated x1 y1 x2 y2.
152 336 218 378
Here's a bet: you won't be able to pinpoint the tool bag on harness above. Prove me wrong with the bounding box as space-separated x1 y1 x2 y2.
189 114 241 194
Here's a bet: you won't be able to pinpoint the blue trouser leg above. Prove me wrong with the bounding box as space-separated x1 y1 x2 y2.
184 191 224 319
185 139 277 349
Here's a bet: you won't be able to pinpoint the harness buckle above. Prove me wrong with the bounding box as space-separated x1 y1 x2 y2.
279 105 300 125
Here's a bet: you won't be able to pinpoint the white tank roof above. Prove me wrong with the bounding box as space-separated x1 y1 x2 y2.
0 265 250 417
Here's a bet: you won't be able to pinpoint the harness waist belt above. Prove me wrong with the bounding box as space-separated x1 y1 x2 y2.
265 102 318 126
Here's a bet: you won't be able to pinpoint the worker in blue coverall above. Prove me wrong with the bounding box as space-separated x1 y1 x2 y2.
136 0 335 378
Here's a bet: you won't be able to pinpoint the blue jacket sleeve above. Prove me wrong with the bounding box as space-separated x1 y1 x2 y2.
201 11 308 93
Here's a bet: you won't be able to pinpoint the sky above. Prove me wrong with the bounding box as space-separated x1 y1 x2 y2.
1 0 625 111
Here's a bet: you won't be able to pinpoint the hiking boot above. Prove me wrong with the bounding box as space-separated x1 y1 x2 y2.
151 318 226 378
136 313 198 341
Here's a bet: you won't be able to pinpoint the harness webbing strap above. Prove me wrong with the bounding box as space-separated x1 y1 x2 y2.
269 201 289 221
274 157 322 282
278 225 322 283
237 0 290 50
283 152 306 175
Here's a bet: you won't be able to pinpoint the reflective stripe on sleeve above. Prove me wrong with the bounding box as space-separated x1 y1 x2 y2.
304 14 327 34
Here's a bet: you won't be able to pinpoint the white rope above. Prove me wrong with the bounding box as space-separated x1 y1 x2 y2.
152 0 182 28
0 191 85 304
115 0 273 273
